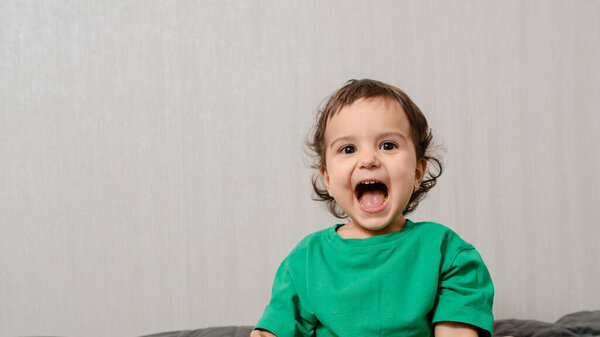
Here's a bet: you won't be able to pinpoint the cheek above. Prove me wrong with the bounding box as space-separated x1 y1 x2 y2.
330 166 352 186
390 158 418 186
327 165 353 196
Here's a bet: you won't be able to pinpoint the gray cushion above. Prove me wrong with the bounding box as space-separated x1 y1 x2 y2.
493 310 600 337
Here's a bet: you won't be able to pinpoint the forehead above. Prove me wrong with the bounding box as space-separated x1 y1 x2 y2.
325 97 411 140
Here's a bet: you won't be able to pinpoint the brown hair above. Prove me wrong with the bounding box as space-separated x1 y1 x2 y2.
307 79 443 218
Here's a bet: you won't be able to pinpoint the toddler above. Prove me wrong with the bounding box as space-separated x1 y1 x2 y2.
251 79 494 337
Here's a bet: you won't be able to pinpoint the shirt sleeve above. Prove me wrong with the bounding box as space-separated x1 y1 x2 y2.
255 258 317 337
431 247 495 337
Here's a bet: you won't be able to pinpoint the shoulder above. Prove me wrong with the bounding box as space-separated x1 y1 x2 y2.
283 225 334 261
409 220 477 267
298 225 333 245
410 220 474 248
275 226 336 283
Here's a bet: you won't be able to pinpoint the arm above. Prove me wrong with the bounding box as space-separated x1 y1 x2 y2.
434 321 479 337
250 329 277 337
254 256 316 337
432 248 494 336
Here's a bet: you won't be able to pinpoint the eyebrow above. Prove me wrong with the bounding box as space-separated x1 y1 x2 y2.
329 131 408 150
378 131 408 142
329 136 354 150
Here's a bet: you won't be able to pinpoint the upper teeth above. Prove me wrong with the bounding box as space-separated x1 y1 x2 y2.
361 181 378 184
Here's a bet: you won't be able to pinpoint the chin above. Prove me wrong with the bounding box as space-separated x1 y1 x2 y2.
363 223 392 232
352 214 395 232
355 208 405 232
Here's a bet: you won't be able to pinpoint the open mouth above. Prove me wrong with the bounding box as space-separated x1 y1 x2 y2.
355 180 389 212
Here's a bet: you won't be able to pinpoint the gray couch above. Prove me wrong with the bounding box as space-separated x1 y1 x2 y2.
140 311 600 337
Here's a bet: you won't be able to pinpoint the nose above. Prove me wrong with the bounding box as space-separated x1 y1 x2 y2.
358 148 380 169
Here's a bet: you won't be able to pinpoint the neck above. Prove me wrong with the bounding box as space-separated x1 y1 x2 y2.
339 216 407 239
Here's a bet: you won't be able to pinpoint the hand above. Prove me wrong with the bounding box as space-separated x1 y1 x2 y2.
250 329 277 337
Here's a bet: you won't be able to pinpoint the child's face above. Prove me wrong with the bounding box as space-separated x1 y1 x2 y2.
321 97 426 235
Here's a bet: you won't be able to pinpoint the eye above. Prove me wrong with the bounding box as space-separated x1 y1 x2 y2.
339 145 357 154
379 141 397 151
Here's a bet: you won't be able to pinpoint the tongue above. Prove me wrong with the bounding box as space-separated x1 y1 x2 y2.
359 190 385 210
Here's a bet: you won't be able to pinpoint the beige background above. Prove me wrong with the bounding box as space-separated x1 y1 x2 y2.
1 1 599 336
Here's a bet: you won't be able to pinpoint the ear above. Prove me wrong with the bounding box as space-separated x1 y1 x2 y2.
415 158 427 185
320 166 331 194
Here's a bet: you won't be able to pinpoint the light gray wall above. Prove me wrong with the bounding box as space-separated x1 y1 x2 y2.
1 1 599 336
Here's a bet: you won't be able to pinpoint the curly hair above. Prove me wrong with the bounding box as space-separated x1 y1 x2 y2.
307 79 443 218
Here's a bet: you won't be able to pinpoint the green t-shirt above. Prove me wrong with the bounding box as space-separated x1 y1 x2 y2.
255 220 494 337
